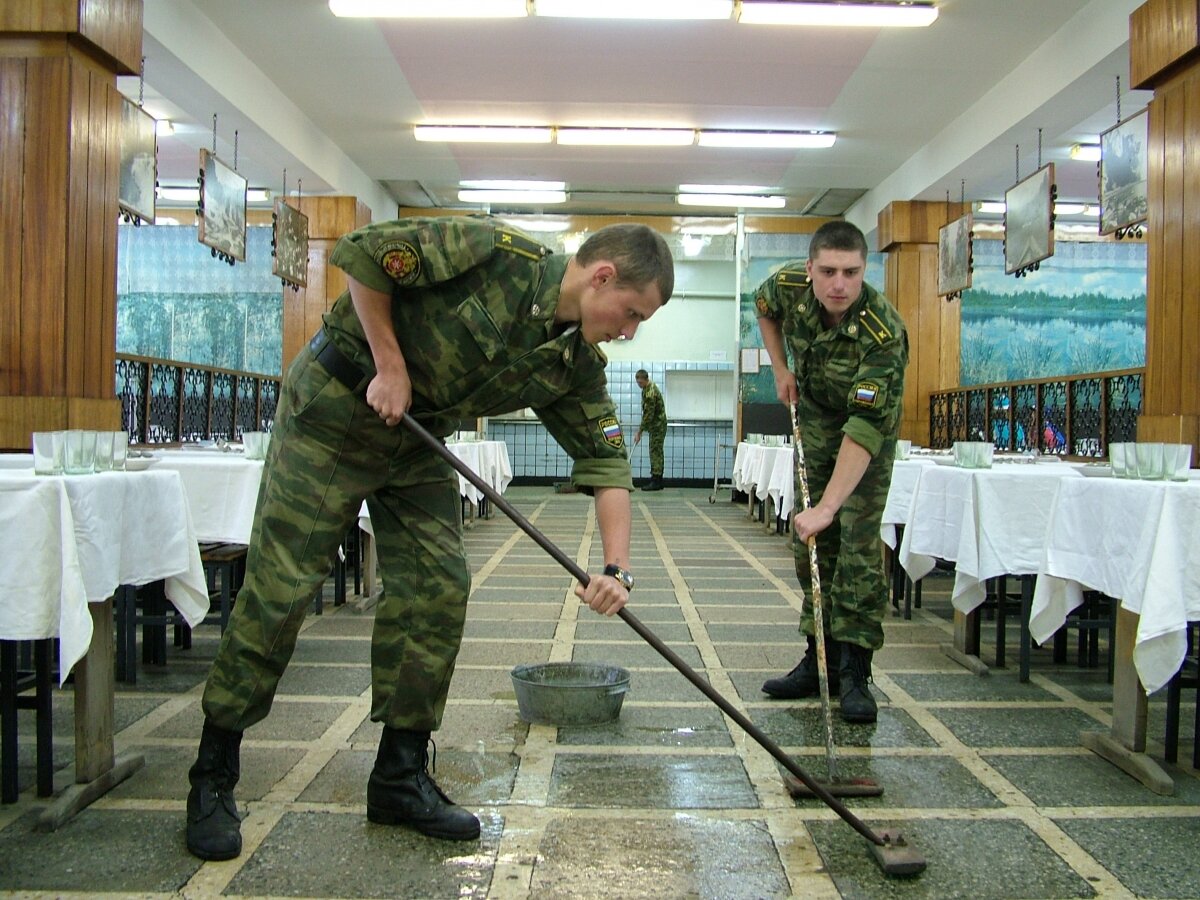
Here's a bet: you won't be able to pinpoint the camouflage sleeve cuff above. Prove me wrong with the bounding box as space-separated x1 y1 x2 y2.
842 418 886 457
571 457 635 494
330 236 395 294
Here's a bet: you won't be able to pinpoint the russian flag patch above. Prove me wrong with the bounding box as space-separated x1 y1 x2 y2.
599 416 624 449
853 383 879 408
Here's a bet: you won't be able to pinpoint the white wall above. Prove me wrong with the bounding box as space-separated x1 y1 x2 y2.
602 258 736 363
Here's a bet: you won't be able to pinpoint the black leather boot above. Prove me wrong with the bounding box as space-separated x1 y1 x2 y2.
186 721 243 860
367 727 480 840
837 642 878 723
641 475 664 491
761 635 840 698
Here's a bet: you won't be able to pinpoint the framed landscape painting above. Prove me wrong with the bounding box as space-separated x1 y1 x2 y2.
938 212 972 296
118 96 157 224
198 148 247 262
272 198 309 288
1004 163 1055 275
1099 109 1148 236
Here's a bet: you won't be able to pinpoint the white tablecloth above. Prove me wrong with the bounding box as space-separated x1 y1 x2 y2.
881 458 937 548
1029 476 1200 694
154 450 265 543
898 461 1082 613
0 453 34 470
0 469 209 683
358 440 513 536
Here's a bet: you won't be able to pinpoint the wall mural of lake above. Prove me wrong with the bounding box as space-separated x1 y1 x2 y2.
960 238 1146 385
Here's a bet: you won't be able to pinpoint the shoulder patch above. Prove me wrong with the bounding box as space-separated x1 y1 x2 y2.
858 307 894 345
495 228 548 262
377 240 421 285
598 415 624 450
777 268 809 288
852 382 881 408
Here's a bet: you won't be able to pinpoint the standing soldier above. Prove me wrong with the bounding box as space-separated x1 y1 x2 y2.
184 216 673 860
754 221 908 724
634 369 668 491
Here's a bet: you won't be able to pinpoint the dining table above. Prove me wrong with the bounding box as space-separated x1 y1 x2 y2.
896 457 1083 677
0 463 208 825
357 440 514 600
1029 473 1200 793
153 448 265 544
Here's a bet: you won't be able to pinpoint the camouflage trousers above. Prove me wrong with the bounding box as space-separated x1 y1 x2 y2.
645 421 666 476
202 345 469 733
791 434 895 651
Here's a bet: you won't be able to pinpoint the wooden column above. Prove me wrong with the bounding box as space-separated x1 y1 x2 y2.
1131 0 1200 452
0 0 142 451
878 200 966 443
280 196 372 370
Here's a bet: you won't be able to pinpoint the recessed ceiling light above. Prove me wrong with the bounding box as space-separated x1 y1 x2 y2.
457 189 567 204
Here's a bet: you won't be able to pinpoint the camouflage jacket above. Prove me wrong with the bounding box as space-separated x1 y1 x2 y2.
325 215 632 490
755 267 908 457
639 381 667 431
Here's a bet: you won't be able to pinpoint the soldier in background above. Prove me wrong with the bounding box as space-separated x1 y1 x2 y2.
185 216 673 860
753 221 908 724
634 369 667 491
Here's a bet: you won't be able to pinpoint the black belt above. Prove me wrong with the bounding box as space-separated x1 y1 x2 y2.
309 329 368 393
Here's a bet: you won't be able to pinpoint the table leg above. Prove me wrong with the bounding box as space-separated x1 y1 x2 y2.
943 607 989 675
36 597 144 830
1080 606 1174 795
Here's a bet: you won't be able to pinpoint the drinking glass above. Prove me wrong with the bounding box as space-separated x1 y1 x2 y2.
895 439 912 460
1164 443 1193 481
953 441 968 466
111 431 129 471
1109 442 1128 478
243 431 266 460
93 431 115 471
1135 442 1165 480
973 442 994 468
32 431 65 475
63 430 98 474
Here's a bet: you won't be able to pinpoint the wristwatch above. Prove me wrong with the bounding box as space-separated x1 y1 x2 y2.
603 564 635 591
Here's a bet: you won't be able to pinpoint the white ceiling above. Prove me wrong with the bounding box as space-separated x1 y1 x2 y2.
123 0 1152 239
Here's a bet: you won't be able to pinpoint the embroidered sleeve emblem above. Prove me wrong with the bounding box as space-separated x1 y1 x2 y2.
599 415 624 449
378 241 421 285
853 382 880 408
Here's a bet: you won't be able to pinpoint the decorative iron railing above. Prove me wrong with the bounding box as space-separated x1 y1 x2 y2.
116 354 281 444
929 368 1142 458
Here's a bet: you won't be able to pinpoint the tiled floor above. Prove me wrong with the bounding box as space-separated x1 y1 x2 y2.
1 486 1197 899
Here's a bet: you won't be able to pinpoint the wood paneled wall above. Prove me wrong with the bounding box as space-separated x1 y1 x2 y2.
0 0 143 75
280 197 373 370
0 5 139 449
1131 0 1200 449
879 201 965 443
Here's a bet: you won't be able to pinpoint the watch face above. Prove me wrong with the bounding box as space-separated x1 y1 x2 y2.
605 565 633 590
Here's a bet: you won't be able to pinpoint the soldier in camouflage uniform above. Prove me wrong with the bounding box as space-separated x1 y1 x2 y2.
754 221 908 724
634 369 667 491
185 216 674 860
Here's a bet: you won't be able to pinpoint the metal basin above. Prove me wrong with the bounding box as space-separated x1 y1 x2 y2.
510 662 631 726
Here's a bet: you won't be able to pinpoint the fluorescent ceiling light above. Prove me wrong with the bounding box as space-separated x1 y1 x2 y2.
557 127 694 146
498 217 573 232
415 125 553 143
680 183 772 193
976 200 1100 217
1070 143 1101 162
460 179 566 191
535 0 733 18
157 186 271 203
677 193 786 208
458 189 567 204
737 1 937 27
154 119 174 136
329 0 526 16
697 130 835 148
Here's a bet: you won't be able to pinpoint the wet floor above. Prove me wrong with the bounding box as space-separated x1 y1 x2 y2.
1 486 1197 898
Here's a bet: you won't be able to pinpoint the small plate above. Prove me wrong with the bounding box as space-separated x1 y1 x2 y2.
1075 464 1112 478
124 457 161 472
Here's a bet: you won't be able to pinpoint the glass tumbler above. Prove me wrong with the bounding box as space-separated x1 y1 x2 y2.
32 431 65 475
63 430 98 474
1135 442 1165 480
